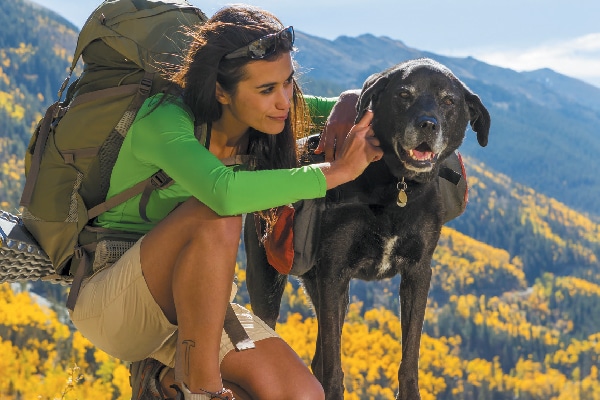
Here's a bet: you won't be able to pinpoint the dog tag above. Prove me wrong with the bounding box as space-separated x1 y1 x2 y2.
397 190 408 207
396 178 408 207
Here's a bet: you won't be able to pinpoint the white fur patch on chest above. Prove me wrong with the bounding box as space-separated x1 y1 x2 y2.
377 236 399 276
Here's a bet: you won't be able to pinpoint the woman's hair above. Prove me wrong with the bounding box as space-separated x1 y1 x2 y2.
171 4 312 172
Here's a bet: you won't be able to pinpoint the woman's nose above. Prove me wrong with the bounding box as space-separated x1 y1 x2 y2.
276 88 292 110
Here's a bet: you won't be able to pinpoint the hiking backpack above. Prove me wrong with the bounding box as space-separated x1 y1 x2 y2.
19 0 207 280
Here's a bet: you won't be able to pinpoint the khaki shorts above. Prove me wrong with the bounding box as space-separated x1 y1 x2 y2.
69 238 278 368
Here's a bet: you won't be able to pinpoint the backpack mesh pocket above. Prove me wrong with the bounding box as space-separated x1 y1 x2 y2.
92 240 136 272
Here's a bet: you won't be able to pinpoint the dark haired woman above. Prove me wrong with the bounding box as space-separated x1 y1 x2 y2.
69 5 381 399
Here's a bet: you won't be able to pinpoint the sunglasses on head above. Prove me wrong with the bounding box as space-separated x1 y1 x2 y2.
224 26 295 60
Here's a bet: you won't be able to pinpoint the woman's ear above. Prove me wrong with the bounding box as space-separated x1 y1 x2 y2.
215 82 230 105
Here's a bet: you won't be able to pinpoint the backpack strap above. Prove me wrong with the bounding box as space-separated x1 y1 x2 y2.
438 165 462 185
65 242 97 311
87 170 171 220
138 170 174 222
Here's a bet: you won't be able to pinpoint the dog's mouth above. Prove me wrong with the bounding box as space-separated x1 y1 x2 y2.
400 143 438 171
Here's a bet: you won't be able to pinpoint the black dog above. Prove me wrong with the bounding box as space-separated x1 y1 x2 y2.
245 58 491 400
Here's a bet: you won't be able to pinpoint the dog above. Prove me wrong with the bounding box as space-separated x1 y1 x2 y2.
244 58 491 400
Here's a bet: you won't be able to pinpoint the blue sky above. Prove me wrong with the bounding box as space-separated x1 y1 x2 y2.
30 0 600 88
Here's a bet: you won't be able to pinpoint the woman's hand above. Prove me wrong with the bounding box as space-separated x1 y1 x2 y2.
315 89 361 162
319 110 383 190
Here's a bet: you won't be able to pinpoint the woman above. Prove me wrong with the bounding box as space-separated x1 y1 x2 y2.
69 5 382 400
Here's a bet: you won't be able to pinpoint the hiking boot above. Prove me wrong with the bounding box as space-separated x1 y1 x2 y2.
130 357 170 399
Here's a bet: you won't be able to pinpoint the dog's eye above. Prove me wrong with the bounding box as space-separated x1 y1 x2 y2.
443 96 455 105
398 90 411 100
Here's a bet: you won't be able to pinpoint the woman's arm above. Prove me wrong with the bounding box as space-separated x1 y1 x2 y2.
131 99 323 216
132 97 380 216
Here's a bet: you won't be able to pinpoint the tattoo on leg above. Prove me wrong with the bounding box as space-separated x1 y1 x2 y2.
182 340 196 378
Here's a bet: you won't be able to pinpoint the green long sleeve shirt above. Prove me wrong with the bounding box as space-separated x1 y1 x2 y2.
95 94 336 233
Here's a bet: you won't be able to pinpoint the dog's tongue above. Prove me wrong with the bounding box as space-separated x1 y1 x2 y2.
411 149 434 161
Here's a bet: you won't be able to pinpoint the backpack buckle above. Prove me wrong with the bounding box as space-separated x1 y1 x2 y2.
138 77 153 96
150 170 172 188
74 246 85 260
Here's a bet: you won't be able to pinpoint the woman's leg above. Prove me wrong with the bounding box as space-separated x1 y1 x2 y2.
220 337 325 400
140 197 242 394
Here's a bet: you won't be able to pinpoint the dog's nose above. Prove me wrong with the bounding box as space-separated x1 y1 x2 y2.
417 116 438 133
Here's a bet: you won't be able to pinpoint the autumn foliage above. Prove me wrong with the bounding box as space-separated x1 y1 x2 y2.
0 283 130 399
2 251 600 400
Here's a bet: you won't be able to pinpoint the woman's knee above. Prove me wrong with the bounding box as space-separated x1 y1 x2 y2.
222 339 325 400
233 369 324 400
261 374 325 400
171 198 242 242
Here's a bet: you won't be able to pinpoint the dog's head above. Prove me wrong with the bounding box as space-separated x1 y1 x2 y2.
355 58 490 182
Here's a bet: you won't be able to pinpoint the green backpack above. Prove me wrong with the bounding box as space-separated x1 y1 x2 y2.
19 0 207 283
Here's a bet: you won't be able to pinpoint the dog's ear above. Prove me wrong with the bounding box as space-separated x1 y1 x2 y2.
465 91 491 147
355 73 389 123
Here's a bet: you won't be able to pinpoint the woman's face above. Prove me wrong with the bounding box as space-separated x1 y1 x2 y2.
218 52 295 135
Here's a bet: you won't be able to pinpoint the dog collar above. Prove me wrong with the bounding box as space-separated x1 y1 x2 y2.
326 165 461 207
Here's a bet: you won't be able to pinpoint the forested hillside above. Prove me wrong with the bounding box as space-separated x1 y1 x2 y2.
1 1 599 399
0 1 77 210
449 157 600 285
